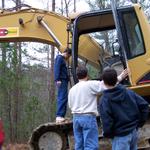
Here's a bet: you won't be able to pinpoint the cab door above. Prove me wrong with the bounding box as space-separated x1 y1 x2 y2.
118 5 150 86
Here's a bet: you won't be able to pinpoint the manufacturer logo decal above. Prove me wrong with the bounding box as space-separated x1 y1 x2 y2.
0 27 19 37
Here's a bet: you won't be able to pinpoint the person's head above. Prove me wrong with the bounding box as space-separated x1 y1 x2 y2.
102 68 118 87
76 65 88 80
63 48 72 59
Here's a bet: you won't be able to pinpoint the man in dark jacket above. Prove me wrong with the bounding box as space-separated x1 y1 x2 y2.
99 68 149 150
54 48 71 123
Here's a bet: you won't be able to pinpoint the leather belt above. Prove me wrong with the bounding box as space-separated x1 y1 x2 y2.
73 112 96 116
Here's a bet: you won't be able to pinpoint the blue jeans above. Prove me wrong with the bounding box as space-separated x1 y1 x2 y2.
73 114 99 150
56 80 68 117
112 129 138 150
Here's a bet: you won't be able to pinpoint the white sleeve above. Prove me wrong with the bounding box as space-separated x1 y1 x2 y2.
89 80 107 94
68 90 71 109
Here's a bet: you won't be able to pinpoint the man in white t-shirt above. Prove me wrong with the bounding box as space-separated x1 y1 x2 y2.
68 65 128 150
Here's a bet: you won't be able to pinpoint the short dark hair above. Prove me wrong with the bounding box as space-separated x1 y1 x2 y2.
64 48 72 55
102 68 118 86
76 65 88 79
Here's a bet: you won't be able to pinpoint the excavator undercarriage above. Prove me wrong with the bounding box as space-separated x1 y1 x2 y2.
29 117 150 150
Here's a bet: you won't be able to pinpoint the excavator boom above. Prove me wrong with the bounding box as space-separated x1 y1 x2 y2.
0 7 102 68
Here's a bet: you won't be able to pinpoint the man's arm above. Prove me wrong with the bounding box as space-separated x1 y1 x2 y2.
90 69 128 94
54 55 62 83
117 69 128 82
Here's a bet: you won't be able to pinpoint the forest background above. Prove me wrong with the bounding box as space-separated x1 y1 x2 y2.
0 0 150 144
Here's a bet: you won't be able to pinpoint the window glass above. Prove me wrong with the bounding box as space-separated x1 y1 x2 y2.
78 29 124 77
123 12 145 58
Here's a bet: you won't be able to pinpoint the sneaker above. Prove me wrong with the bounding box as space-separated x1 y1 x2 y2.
56 117 65 123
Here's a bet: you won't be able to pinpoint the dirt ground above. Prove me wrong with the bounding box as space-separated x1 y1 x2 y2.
2 144 30 150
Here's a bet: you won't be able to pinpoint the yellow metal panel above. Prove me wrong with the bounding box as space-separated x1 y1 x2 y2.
0 9 69 48
79 35 101 68
129 83 150 96
127 5 150 86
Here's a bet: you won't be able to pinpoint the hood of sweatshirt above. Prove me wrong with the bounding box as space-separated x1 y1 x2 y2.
103 84 126 102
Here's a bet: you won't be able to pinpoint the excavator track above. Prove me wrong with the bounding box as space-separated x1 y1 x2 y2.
29 119 150 150
29 120 73 150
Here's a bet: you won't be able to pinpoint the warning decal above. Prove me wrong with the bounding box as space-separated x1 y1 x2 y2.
0 27 19 37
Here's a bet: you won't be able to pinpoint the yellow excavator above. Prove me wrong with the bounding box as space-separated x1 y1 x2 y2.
0 2 150 150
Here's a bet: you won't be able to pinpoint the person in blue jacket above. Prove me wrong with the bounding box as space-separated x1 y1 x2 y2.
54 48 71 123
99 68 149 150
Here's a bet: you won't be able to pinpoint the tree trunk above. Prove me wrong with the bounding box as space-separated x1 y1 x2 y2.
49 0 56 122
52 0 55 11
2 0 4 8
64 0 69 17
61 0 63 15
12 43 19 142
74 0 76 12
103 31 111 53
12 0 22 142
1 44 13 142
131 0 138 3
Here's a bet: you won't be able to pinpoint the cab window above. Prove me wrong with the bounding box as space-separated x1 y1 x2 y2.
122 11 145 58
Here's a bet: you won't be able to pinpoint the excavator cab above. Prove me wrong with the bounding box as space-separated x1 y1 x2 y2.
72 4 150 98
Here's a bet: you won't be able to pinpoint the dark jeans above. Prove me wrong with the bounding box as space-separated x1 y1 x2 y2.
56 80 68 117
